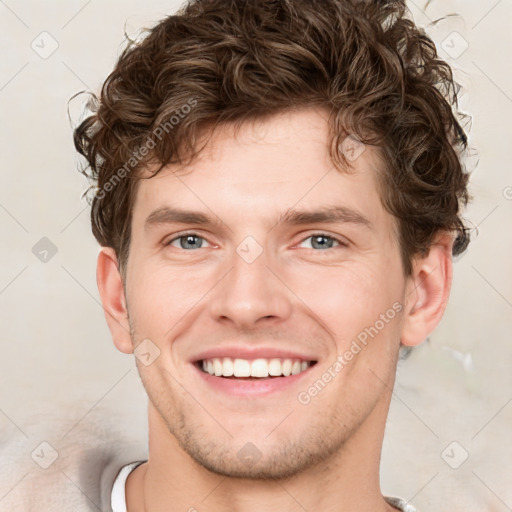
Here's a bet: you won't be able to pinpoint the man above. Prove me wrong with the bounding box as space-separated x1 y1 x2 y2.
74 0 471 510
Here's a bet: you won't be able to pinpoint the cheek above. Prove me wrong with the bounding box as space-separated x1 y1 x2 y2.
288 262 401 344
127 262 212 336
296 261 372 304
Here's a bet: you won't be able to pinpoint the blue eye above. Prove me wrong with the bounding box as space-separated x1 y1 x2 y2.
167 233 210 250
299 234 345 250
165 232 346 251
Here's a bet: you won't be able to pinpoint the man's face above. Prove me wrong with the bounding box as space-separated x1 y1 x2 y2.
124 107 411 479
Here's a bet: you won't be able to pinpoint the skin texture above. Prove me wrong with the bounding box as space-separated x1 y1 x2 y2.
97 107 453 512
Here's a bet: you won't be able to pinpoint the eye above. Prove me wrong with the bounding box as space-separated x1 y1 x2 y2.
166 232 211 250
298 233 347 250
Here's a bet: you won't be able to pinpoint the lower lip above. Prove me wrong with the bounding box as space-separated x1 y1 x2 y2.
193 362 316 397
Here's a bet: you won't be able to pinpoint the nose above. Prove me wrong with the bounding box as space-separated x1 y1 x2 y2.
209 244 293 329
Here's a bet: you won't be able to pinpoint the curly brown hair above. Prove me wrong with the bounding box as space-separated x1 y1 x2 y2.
74 0 473 280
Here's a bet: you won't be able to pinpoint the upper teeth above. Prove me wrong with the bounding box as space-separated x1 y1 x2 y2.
201 358 312 378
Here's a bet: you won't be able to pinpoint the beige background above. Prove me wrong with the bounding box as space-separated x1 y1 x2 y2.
0 0 511 510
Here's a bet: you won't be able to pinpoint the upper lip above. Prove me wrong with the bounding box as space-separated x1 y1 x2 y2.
191 347 318 363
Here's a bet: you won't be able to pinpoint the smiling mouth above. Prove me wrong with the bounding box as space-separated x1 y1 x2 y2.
195 358 318 380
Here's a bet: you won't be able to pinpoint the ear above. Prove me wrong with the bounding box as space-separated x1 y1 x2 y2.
96 247 133 354
401 232 454 347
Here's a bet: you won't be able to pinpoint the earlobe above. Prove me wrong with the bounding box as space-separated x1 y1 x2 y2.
96 247 133 354
400 232 454 347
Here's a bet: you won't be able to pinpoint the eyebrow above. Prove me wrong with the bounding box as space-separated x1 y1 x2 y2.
144 205 373 232
278 205 373 230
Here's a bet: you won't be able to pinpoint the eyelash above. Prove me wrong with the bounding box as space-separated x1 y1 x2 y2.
165 232 348 250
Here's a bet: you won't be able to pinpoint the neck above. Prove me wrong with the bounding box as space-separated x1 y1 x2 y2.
127 393 397 512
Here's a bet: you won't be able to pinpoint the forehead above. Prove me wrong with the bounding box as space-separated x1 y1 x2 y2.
132 108 394 238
